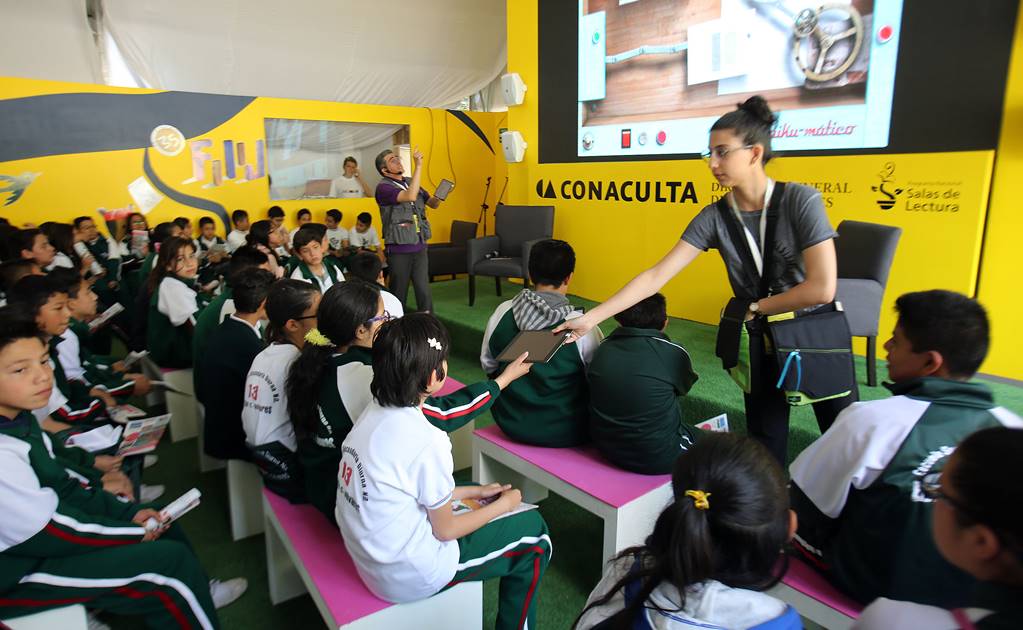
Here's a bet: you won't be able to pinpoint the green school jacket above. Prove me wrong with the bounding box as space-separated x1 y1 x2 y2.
192 286 232 386
587 327 700 474
790 377 1023 607
299 345 501 522
292 258 344 292
48 337 107 425
68 319 134 398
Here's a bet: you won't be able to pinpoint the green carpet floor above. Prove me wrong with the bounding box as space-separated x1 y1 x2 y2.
105 277 1022 629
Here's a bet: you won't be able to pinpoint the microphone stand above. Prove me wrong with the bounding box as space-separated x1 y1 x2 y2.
495 176 509 208
477 176 493 235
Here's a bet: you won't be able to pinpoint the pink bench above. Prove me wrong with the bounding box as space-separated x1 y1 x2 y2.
472 425 673 564
767 555 863 629
263 489 482 629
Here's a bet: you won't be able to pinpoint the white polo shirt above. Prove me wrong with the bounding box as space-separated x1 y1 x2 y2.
336 400 458 603
241 343 299 451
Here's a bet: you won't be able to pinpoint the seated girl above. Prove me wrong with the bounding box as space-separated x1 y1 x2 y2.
146 236 206 368
286 281 530 522
854 426 1023 629
337 313 550 630
576 432 801 630
245 219 285 278
241 279 321 501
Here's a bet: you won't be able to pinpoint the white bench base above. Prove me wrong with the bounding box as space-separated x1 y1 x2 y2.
228 459 264 540
161 368 198 442
196 404 226 472
765 582 855 630
2 604 87 629
263 495 483 629
473 436 672 565
449 420 475 472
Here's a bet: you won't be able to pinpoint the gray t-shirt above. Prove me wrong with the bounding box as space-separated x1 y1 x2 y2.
681 183 836 300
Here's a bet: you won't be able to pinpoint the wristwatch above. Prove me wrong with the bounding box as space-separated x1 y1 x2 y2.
748 301 761 316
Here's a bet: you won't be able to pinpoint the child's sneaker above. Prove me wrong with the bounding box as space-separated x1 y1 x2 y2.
143 454 159 468
209 578 248 609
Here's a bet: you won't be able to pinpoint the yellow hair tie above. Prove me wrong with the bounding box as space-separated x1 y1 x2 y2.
685 490 711 511
304 328 333 347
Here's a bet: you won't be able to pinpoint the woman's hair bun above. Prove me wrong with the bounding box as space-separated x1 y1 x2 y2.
738 96 777 129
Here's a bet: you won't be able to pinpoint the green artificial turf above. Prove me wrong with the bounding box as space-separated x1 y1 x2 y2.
102 277 1021 629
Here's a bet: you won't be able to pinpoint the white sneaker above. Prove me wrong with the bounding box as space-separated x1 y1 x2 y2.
143 454 159 469
209 578 248 609
87 611 112 630
138 484 165 503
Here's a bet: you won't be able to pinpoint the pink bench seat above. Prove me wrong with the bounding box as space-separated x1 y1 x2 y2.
263 489 482 629
767 555 863 629
472 424 673 563
473 425 670 508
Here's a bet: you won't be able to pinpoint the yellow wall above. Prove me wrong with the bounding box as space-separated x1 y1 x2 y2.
0 77 504 244
977 10 1023 380
507 1 1017 379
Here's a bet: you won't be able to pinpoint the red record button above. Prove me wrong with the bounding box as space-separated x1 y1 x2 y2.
877 25 893 43
656 130 667 145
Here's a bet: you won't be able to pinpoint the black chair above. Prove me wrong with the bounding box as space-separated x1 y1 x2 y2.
428 220 478 281
834 220 902 387
466 205 554 306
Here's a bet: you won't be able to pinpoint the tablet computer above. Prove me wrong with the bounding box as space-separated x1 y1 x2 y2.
496 330 571 364
434 179 455 201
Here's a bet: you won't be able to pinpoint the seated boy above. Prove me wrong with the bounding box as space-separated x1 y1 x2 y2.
290 223 344 291
324 209 348 258
481 239 601 446
226 209 249 253
74 216 122 307
345 252 403 318
192 245 270 387
0 311 246 626
196 216 228 285
789 290 1023 607
8 275 113 426
0 259 41 306
49 269 150 401
348 211 381 254
587 293 700 474
196 268 274 460
9 228 56 270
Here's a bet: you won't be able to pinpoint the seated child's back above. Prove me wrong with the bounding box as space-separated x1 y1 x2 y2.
481 239 600 447
588 293 699 475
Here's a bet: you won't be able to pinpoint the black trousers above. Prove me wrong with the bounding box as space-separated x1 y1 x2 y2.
744 318 859 465
387 247 433 312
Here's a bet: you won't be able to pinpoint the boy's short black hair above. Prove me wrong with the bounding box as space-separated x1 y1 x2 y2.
231 209 249 225
73 216 94 229
293 224 326 252
528 239 575 288
0 260 38 293
151 222 178 244
371 313 450 408
297 208 312 220
198 217 215 228
614 293 667 330
7 275 65 317
356 212 372 225
326 209 342 223
9 228 42 257
268 206 285 219
346 252 383 284
46 268 85 300
895 290 989 378
228 245 269 278
230 268 276 314
0 305 45 354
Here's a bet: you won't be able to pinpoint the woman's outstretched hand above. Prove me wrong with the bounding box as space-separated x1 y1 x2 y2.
553 313 597 344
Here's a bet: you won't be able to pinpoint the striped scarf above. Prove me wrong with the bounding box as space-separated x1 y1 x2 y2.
511 289 575 331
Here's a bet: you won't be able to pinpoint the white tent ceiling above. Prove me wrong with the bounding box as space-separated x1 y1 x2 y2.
1 0 507 109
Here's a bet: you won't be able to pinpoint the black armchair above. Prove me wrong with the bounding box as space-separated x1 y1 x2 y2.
834 220 902 387
466 205 554 306
428 220 478 281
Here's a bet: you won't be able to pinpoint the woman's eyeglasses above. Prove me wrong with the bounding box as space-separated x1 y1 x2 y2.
701 145 754 162
365 311 392 325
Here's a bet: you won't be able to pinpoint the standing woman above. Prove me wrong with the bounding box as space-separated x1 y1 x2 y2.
558 96 856 464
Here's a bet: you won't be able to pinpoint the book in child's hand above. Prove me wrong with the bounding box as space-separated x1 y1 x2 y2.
88 302 125 331
695 413 728 432
116 413 171 456
108 404 146 425
144 488 201 532
452 496 539 524
121 350 149 371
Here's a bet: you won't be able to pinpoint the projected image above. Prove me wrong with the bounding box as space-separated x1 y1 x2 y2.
577 0 903 157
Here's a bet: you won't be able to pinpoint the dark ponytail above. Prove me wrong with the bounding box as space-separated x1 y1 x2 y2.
264 279 319 344
285 281 381 438
575 433 790 630
710 95 777 164
949 427 1023 551
246 220 273 249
